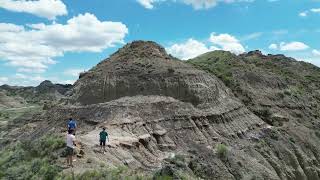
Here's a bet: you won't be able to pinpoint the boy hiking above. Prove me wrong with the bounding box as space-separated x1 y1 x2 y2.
99 127 109 153
67 118 77 135
66 129 76 167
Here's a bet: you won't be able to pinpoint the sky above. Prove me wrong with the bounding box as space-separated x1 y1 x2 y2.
0 0 319 86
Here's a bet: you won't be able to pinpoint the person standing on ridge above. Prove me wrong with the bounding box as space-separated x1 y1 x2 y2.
66 129 76 167
99 127 109 153
68 118 77 135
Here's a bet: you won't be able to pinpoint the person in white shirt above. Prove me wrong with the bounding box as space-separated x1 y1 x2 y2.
66 129 76 167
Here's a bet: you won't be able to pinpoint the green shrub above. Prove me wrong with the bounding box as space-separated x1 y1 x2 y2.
58 166 147 180
166 154 186 168
153 175 173 180
216 144 228 158
0 135 65 180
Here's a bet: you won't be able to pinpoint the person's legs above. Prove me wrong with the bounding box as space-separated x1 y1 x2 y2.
70 154 73 167
67 155 71 165
66 155 69 165
103 140 106 152
66 147 70 165
100 140 103 152
66 147 74 166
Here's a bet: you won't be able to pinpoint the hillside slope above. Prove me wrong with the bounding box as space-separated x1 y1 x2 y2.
188 50 320 179
2 42 320 180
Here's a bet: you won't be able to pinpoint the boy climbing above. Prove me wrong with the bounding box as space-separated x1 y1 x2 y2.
99 127 109 153
66 129 76 167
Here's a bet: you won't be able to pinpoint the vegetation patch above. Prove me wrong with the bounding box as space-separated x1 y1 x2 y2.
0 135 65 180
58 166 148 180
216 144 228 159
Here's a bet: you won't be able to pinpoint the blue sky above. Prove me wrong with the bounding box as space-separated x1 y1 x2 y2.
0 0 319 86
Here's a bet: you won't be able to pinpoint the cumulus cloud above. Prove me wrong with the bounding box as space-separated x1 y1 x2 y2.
299 8 320 17
137 0 254 10
0 13 128 73
0 0 67 20
15 73 45 82
12 73 76 86
312 49 320 56
310 8 320 13
268 43 278 50
166 38 218 60
167 33 245 60
279 42 309 51
209 33 245 54
136 0 158 9
299 11 308 17
269 42 309 51
0 76 8 84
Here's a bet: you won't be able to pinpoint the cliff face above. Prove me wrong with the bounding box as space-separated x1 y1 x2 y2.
70 41 237 110
11 41 320 179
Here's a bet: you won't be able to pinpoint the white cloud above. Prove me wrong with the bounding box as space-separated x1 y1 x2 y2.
312 49 320 56
299 11 308 17
15 74 45 82
15 73 27 79
0 13 128 73
61 79 75 84
279 42 309 51
299 8 320 17
269 43 278 50
64 68 86 77
166 38 217 60
167 33 245 59
0 77 8 84
181 0 218 9
17 68 46 73
0 0 67 20
269 42 309 51
242 32 262 41
136 0 157 9
310 8 320 13
209 33 245 54
11 73 76 86
136 0 254 10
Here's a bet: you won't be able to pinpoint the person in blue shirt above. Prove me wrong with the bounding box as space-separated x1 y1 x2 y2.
68 118 77 134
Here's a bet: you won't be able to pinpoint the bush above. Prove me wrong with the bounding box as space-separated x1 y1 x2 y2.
58 166 147 180
216 144 228 159
0 135 65 180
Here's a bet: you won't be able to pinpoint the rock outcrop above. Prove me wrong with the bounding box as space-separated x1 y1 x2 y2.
188 50 320 180
69 41 237 109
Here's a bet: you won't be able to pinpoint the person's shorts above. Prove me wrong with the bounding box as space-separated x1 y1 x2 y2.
66 147 74 156
100 140 106 146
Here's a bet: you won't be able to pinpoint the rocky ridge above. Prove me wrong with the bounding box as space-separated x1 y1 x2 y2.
0 80 72 108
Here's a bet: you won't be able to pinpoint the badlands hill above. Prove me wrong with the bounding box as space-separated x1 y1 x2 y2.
1 41 320 180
